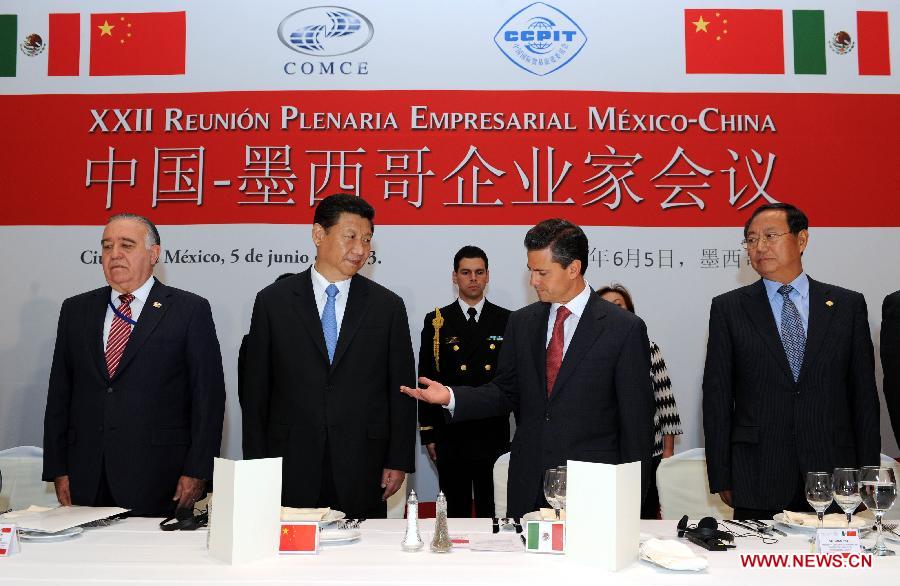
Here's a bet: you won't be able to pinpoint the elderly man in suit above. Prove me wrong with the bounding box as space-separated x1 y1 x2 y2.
403 219 655 518
241 194 416 519
883 291 900 443
703 202 880 520
43 213 226 516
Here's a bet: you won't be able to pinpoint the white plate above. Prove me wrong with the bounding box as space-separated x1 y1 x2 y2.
19 526 83 542
319 528 361 544
773 513 868 531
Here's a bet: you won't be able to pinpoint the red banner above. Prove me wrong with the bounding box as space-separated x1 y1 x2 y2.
2 90 898 226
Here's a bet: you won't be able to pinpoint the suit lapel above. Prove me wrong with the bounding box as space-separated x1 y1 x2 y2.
531 302 551 396
330 274 371 370
113 280 171 380
800 278 833 383
88 287 111 381
290 269 329 364
741 279 794 382
550 292 606 398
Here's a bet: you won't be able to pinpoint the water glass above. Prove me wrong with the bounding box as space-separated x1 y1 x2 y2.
543 468 560 519
859 466 897 556
832 468 861 527
805 472 833 541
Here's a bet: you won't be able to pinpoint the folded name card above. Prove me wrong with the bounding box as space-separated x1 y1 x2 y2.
525 520 564 554
0 525 21 557
279 522 319 554
816 528 862 554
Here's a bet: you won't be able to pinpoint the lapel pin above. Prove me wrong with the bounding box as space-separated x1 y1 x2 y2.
825 300 834 307
152 301 162 308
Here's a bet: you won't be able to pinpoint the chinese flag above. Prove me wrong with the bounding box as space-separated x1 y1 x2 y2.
685 9 784 74
89 11 185 76
279 523 317 553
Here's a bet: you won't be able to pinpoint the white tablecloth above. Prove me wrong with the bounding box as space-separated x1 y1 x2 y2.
0 518 896 584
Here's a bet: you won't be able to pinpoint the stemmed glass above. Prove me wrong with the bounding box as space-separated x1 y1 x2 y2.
555 466 567 515
832 468 862 527
543 468 561 519
859 466 898 556
805 472 833 542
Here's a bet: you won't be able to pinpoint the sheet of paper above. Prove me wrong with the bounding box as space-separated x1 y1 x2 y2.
466 533 525 552
0 506 128 533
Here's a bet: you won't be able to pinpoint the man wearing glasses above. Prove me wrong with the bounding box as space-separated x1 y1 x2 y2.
703 202 880 521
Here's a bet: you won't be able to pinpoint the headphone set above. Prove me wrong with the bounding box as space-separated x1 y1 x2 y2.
677 515 736 551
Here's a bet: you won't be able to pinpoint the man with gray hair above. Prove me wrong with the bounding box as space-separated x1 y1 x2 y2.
42 213 226 517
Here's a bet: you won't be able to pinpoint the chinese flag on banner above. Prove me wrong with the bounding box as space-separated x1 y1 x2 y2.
89 11 185 76
684 9 784 74
279 523 318 553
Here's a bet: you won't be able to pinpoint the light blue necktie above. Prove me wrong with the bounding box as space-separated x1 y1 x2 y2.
322 284 339 363
778 284 806 382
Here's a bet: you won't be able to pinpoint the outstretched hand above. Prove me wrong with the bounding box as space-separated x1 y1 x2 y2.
400 377 451 405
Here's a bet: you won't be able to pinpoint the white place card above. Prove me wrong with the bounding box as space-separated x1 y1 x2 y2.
816 528 862 554
0 525 21 557
208 457 282 565
565 459 641 571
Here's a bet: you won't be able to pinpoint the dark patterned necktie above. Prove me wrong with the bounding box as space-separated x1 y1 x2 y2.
545 306 571 396
105 293 135 377
778 284 806 382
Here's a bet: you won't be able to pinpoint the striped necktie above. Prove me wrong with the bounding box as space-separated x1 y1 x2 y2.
105 293 135 377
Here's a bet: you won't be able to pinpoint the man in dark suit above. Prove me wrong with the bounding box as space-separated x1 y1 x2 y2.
42 214 226 517
883 291 900 442
703 202 880 520
418 246 511 518
402 219 655 518
241 194 416 519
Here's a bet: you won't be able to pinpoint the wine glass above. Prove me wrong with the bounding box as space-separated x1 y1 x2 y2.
832 468 861 527
859 466 897 556
543 468 560 519
805 472 833 541
555 467 567 514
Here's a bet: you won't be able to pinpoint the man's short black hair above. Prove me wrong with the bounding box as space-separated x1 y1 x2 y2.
313 193 375 232
523 219 588 275
743 202 809 238
453 245 488 272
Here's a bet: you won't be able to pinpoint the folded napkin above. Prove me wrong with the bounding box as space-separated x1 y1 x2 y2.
640 538 708 571
0 505 53 520
538 508 567 521
782 511 863 528
281 507 331 522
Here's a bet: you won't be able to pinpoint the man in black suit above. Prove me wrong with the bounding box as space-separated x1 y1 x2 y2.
402 219 654 518
241 194 416 519
418 246 511 518
42 214 226 516
883 291 900 442
703 202 880 520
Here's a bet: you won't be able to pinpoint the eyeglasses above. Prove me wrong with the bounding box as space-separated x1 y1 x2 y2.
741 231 792 249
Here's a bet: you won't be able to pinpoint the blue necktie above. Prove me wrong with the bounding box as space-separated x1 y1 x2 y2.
322 284 339 363
778 284 805 382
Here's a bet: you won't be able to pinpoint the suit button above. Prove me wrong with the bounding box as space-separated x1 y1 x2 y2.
484 364 492 371
326 385 333 393
107 387 114 394
453 345 460 352
489 343 496 350
460 364 467 371
98 425 104 432
545 411 551 422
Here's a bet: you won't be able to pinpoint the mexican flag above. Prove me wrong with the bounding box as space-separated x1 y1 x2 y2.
525 520 565 554
793 9 890 75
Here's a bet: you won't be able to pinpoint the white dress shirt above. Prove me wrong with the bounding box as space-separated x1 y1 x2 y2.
457 296 486 322
102 276 155 349
311 266 352 335
545 281 592 356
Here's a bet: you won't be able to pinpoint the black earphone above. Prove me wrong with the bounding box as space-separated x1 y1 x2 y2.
677 515 735 551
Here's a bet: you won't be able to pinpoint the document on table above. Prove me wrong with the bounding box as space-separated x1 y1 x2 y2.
0 505 128 533
465 533 525 552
